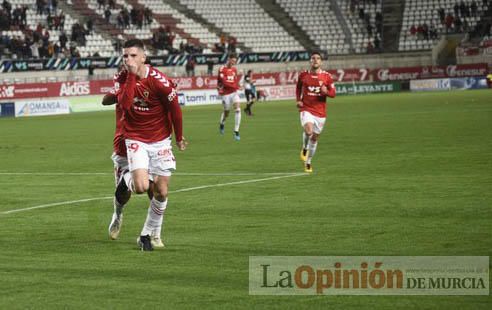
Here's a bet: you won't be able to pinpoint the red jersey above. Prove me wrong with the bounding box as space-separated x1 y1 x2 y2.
117 65 183 143
217 65 239 95
296 70 336 118
111 70 128 156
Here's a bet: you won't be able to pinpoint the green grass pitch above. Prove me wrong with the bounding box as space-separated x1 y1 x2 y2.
0 90 490 309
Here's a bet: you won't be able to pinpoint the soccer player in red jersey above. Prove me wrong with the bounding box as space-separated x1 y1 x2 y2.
296 51 336 173
102 69 160 246
115 39 186 251
217 53 242 140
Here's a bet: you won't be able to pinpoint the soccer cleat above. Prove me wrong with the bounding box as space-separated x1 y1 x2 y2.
108 212 123 240
137 235 154 251
300 148 308 162
151 236 165 248
304 163 313 173
219 124 225 135
233 131 240 141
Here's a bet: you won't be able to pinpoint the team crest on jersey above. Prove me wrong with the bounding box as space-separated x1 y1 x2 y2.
319 81 323 86
143 91 149 98
133 97 149 110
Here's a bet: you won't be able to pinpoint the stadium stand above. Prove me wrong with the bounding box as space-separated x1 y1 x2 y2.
178 0 303 52
277 0 349 55
398 0 490 51
0 0 117 58
136 0 219 54
336 0 383 53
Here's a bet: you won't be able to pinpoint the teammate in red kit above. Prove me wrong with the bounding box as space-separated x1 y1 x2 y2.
296 51 336 173
217 53 242 141
115 39 186 251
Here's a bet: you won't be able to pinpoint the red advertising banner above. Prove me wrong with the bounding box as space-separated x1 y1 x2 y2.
373 63 489 82
1 64 488 100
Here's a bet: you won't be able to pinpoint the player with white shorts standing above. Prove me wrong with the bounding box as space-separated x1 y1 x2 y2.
296 51 336 173
217 53 242 141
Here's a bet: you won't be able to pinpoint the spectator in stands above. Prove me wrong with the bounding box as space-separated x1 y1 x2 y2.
367 23 373 37
130 7 137 25
108 0 115 10
86 19 93 34
104 6 111 24
185 57 195 77
144 7 152 25
454 16 463 32
36 0 44 15
30 39 40 58
375 11 383 34
416 24 424 39
349 0 355 15
430 24 438 40
69 44 80 57
58 10 65 29
422 23 429 40
113 34 123 51
471 1 478 16
47 41 54 58
47 12 53 29
228 36 237 53
445 13 455 33
459 1 468 18
374 35 380 51
454 2 460 17
206 59 214 76
97 0 105 10
438 7 445 23
366 41 374 53
117 11 124 29
59 30 67 49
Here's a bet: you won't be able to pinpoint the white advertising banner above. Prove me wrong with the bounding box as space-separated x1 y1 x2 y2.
15 99 71 117
410 79 451 91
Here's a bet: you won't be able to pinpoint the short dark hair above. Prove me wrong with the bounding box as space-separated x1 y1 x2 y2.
228 53 238 59
123 39 145 50
310 50 324 59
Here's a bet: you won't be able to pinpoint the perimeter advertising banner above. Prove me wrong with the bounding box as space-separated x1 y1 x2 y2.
14 99 70 117
373 63 488 82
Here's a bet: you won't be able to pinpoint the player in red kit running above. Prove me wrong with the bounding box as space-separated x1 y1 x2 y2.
296 51 336 173
116 39 186 251
102 69 161 247
217 53 241 141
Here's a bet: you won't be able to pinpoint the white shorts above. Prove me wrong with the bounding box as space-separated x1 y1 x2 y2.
221 91 240 111
111 152 154 185
111 153 129 186
300 111 326 134
125 138 176 177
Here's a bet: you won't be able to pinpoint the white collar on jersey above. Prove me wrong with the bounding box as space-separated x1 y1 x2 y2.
144 65 150 78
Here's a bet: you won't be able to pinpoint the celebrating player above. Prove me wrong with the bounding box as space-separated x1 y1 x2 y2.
217 53 241 141
115 39 186 251
102 69 161 247
296 51 336 173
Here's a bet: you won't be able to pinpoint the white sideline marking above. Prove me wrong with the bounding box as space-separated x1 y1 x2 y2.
1 173 306 215
0 172 300 176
